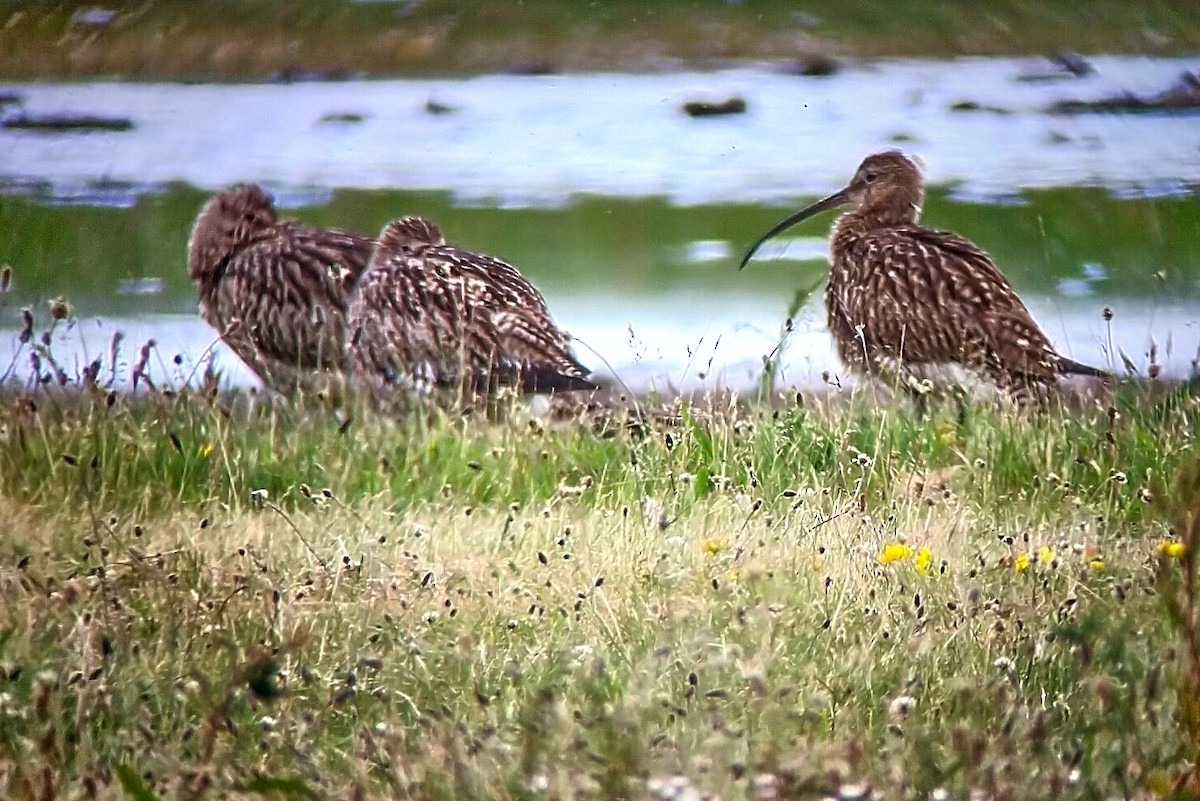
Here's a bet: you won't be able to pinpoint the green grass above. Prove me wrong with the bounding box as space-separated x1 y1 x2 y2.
1 410 1199 800
1 359 1195 528
2 0 1199 80
2 317 1200 796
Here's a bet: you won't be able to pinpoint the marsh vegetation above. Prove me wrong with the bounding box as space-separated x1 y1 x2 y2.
1 302 1200 798
2 0 1199 79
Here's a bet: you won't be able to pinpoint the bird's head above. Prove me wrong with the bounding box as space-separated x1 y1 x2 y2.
187 184 278 284
373 216 446 264
738 151 924 270
841 151 924 224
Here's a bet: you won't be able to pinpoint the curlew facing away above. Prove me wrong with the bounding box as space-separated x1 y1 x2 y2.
348 215 597 398
187 184 373 393
739 150 1108 405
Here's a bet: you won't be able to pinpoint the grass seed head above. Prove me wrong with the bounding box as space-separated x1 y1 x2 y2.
48 297 70 320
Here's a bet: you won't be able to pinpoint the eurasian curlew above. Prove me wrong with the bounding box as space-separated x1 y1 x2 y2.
187 184 373 393
739 150 1108 406
348 215 597 398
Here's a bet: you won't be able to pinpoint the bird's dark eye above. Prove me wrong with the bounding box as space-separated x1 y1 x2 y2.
864 171 878 184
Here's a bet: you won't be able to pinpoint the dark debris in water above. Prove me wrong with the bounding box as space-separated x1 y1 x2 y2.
683 97 747 117
1050 52 1095 76
504 60 557 76
2 114 134 133
425 98 458 115
0 92 22 106
1015 52 1095 82
948 100 1013 115
318 112 366 124
779 54 839 77
1048 70 1200 114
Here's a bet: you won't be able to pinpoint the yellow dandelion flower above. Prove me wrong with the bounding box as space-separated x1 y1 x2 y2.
1014 552 1030 572
701 537 728 557
934 420 957 448
914 547 933 574
879 543 913 564
1089 558 1105 571
198 441 214 458
1157 540 1185 558
1038 545 1054 564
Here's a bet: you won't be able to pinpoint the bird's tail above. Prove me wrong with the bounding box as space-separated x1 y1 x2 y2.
1058 355 1110 378
518 368 600 394
463 363 599 394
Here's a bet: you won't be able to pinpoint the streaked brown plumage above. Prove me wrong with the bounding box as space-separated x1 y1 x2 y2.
739 150 1107 403
187 184 373 392
348 216 596 396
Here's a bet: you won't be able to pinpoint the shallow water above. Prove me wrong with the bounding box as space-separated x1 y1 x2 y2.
6 293 1193 396
3 57 1200 204
0 57 1198 392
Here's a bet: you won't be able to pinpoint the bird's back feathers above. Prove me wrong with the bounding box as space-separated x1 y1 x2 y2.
828 217 1106 391
187 185 373 392
349 217 595 395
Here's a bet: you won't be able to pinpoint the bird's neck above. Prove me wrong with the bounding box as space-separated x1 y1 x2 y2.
836 203 921 234
830 205 916 260
837 183 924 235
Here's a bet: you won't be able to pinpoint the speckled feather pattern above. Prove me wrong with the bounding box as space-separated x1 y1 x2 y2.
348 216 596 394
826 219 1065 392
749 151 1106 402
187 185 374 392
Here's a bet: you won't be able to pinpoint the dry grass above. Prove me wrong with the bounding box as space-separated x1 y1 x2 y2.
0 463 1195 799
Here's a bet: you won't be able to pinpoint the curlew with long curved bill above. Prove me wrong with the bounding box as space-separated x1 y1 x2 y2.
187 184 374 394
348 216 597 398
739 150 1108 405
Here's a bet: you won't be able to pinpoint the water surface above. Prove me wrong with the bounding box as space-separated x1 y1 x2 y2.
1 57 1197 391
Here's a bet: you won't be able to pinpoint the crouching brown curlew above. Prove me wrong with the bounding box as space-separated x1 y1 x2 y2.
738 150 1108 406
347 215 597 399
187 184 373 393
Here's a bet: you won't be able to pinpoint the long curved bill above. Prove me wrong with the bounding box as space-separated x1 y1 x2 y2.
737 187 852 270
